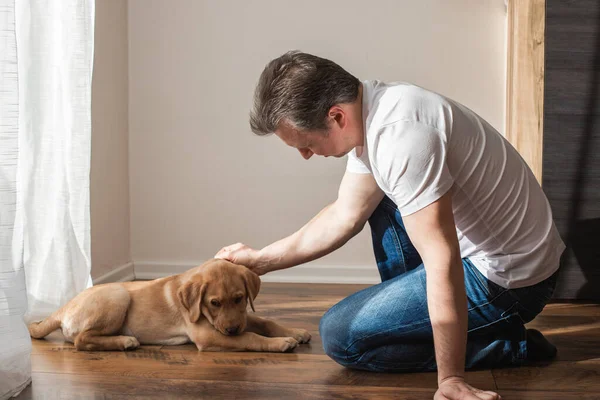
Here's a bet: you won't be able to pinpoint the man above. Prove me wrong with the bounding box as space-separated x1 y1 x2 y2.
215 51 564 400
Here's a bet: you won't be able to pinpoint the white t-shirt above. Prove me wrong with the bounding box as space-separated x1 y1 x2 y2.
348 80 565 289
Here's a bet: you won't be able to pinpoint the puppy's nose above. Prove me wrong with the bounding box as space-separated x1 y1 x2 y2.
226 326 240 335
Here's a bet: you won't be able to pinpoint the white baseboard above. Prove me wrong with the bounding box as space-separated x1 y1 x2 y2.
133 261 381 284
92 262 135 284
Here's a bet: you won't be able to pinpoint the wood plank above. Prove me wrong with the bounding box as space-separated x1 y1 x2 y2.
493 360 600 392
544 69 600 116
18 373 435 400
526 315 600 361
506 0 546 183
553 256 600 301
543 115 600 195
543 0 600 300
537 303 600 317
28 346 496 390
17 373 600 400
546 24 600 70
546 0 600 18
499 390 600 400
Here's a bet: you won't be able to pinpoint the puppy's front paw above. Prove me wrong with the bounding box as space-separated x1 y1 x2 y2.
270 337 298 353
122 337 140 351
288 328 311 344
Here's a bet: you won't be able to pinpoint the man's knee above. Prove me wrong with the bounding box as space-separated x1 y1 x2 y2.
319 305 363 367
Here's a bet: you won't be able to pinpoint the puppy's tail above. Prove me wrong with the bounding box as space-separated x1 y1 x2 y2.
28 316 61 339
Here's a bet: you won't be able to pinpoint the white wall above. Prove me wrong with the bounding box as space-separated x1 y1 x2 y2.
91 0 131 282
128 0 507 282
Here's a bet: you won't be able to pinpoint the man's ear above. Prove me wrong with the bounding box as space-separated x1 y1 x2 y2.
177 280 207 323
243 269 261 312
328 105 347 128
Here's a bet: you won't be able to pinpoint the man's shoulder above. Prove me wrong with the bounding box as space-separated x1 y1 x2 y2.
366 81 449 130
367 80 446 105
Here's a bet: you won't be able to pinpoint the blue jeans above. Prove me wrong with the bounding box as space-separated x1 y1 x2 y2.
319 196 558 372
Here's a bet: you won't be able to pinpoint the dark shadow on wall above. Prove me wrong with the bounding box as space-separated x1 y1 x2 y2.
564 8 600 300
570 218 600 299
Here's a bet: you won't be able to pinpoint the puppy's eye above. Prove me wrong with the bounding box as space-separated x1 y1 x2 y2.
211 299 221 307
234 296 243 304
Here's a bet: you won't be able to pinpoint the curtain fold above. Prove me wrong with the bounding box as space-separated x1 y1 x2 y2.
16 0 95 324
0 1 31 397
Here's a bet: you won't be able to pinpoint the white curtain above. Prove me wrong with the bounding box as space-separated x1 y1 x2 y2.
0 1 31 397
0 0 94 398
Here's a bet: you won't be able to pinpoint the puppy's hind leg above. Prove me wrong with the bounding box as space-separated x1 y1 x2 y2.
75 330 140 351
71 285 138 351
28 316 61 339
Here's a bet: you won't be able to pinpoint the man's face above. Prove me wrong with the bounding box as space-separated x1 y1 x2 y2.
274 122 357 160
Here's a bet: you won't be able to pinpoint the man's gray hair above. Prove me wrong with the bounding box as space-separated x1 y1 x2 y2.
250 51 360 136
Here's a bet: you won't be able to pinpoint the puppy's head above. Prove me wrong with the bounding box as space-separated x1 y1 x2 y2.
177 259 260 336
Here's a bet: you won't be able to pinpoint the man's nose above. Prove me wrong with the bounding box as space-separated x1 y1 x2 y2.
298 148 313 160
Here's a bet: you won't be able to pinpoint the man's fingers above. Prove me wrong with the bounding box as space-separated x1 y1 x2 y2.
214 248 229 258
479 392 501 400
433 392 450 400
215 243 246 258
475 391 500 400
451 389 497 400
435 381 501 400
227 243 245 252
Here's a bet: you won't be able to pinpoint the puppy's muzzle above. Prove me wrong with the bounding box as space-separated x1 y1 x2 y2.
225 326 240 335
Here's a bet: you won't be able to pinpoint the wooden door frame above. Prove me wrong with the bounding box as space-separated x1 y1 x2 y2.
505 0 546 183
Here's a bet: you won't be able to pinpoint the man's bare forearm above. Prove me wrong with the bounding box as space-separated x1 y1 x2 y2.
426 256 468 384
255 202 362 273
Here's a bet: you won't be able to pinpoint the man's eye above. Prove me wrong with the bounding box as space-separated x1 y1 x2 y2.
211 300 221 307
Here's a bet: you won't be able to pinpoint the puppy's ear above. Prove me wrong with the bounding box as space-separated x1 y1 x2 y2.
243 269 261 312
177 280 207 323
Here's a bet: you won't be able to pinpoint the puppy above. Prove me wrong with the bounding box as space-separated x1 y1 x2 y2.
28 259 311 352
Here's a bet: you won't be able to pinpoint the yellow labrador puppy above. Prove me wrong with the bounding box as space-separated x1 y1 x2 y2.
28 259 311 352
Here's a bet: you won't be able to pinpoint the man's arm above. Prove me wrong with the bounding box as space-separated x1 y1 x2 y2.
215 171 384 275
402 191 500 400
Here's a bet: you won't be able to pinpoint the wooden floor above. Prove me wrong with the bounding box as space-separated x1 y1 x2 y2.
17 283 600 400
